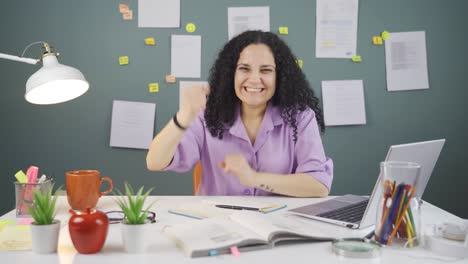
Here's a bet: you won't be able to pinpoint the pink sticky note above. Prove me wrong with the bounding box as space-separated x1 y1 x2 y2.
230 246 240 256
17 218 34 225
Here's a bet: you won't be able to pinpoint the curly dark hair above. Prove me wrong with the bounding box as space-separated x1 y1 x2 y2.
205 30 325 143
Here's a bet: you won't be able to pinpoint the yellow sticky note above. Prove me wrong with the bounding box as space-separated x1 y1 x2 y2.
0 220 15 231
279 27 289 35
296 59 303 69
119 56 129 65
119 3 129 13
372 36 383 45
144 37 155 46
381 31 390 40
122 10 133 20
186 23 196 33
165 75 176 83
15 170 28 183
149 83 159 93
351 55 362 62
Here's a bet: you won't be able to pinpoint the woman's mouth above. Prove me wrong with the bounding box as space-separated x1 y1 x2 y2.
244 87 265 93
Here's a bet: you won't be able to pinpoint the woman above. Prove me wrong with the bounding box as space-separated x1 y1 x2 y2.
147 30 333 197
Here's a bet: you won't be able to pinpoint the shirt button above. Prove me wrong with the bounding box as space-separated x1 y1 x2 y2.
243 189 251 195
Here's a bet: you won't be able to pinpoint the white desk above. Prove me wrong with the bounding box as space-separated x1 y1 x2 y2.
0 196 465 263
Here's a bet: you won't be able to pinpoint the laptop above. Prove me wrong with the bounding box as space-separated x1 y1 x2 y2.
288 139 445 229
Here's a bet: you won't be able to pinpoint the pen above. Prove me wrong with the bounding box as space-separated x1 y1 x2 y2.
215 204 259 211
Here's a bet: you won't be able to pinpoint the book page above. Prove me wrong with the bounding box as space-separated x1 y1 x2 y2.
164 217 265 257
230 211 333 242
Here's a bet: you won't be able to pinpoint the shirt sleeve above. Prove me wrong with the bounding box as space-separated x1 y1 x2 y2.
294 108 334 191
163 114 205 173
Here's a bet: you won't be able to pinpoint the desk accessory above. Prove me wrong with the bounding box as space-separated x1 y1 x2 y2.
28 184 61 254
424 221 468 258
0 41 89 104
375 161 421 248
332 238 381 258
115 182 155 253
69 208 109 254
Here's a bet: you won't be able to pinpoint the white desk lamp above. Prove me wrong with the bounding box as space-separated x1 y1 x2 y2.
0 41 89 105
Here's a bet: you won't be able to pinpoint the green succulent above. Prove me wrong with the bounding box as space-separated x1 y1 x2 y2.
114 182 155 225
28 184 61 225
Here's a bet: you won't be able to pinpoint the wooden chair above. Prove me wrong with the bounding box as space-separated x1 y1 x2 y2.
193 161 202 195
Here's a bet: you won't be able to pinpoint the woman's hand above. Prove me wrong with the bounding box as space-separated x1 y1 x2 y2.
177 85 210 127
219 154 256 187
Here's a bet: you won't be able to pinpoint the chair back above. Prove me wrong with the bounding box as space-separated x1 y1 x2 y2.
193 161 202 195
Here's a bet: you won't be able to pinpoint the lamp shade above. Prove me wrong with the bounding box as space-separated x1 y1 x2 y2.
25 55 89 105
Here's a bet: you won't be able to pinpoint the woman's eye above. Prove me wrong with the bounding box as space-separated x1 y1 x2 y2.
238 67 249 71
261 69 273 73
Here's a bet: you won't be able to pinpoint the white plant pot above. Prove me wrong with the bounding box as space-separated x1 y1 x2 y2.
30 220 61 254
121 222 151 253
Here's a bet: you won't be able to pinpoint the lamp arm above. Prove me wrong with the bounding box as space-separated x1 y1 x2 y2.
0 52 38 64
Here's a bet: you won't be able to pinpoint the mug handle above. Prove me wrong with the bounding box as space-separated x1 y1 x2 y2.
100 177 113 197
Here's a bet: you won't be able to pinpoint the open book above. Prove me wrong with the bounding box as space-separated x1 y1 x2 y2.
168 198 287 219
164 211 340 257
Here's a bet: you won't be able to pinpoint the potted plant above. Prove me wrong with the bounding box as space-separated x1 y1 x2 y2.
28 184 61 254
115 182 155 253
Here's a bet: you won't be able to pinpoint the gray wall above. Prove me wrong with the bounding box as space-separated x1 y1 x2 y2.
1 0 467 218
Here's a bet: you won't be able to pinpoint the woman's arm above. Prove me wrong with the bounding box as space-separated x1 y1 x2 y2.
219 154 329 197
252 171 329 197
146 86 209 171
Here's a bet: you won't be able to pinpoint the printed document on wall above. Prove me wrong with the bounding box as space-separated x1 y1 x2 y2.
385 31 429 91
171 35 201 78
110 100 156 150
179 81 209 110
322 80 366 126
138 0 180 28
316 0 359 58
228 6 270 40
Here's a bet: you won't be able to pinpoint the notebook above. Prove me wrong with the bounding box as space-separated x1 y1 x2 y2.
288 139 445 229
168 198 287 219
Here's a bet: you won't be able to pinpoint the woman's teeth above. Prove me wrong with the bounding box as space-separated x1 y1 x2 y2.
245 87 263 92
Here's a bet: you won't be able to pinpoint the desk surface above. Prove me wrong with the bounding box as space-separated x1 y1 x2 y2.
0 196 465 263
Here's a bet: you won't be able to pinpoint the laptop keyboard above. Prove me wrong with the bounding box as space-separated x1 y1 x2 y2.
317 199 369 223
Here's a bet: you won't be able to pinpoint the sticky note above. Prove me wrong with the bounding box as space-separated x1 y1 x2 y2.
209 249 218 256
279 27 289 35
351 55 362 62
119 56 129 65
381 31 390 40
0 220 15 231
122 10 133 20
185 23 196 33
15 170 28 183
144 37 155 46
119 3 129 13
149 83 159 93
165 74 176 83
230 246 240 256
372 36 383 45
296 59 303 69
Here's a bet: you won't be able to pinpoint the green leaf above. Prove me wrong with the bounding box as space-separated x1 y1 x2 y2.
114 182 155 224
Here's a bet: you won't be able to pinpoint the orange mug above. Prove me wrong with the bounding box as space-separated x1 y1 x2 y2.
66 170 113 211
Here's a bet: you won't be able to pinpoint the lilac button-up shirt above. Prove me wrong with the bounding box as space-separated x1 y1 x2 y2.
164 104 333 196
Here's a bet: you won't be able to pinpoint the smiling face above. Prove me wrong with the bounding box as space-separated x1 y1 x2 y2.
234 44 276 111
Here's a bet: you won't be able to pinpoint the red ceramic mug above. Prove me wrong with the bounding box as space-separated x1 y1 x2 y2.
66 170 113 211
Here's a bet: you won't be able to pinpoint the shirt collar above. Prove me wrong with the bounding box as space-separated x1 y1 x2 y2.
228 103 284 139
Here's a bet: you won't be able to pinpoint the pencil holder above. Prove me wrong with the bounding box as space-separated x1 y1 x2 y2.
374 161 422 248
14 180 52 217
